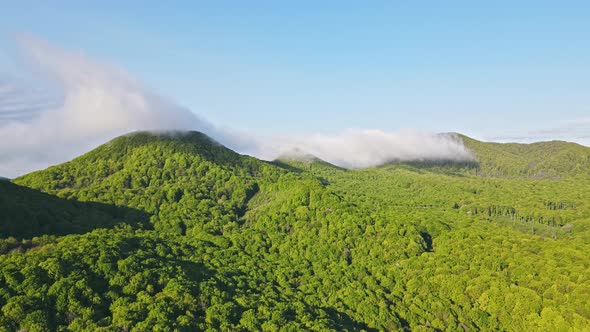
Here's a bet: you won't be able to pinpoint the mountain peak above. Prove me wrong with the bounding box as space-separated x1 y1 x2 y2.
80 130 243 165
276 149 323 163
274 151 342 173
14 130 257 189
112 130 222 148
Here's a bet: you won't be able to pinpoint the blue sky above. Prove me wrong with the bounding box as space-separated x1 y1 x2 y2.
1 1 589 141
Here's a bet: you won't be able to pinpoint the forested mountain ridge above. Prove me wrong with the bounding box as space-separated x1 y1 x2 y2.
459 134 590 178
378 133 590 179
1 131 589 331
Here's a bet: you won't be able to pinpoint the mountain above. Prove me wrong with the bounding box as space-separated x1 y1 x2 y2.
15 131 279 236
1 131 589 331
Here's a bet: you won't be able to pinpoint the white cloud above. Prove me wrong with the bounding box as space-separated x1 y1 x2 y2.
0 35 474 177
244 129 473 168
0 35 211 177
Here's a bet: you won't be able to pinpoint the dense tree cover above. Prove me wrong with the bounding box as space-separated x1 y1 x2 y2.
1 131 589 331
0 228 351 331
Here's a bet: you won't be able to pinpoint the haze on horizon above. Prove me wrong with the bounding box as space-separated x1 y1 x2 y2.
1 2 589 176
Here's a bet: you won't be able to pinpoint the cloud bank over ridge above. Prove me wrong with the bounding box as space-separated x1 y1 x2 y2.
246 130 473 169
0 35 473 177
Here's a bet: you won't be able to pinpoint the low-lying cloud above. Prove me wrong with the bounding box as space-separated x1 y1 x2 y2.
247 130 473 169
0 35 473 177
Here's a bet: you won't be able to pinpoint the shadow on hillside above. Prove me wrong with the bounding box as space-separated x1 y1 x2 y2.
269 161 334 186
0 181 151 239
270 160 305 173
384 160 480 176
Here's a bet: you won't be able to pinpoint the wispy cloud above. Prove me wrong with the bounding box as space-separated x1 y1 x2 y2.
0 35 211 177
0 78 60 121
0 34 474 177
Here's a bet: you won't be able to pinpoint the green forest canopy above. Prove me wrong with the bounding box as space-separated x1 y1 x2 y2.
0 131 589 331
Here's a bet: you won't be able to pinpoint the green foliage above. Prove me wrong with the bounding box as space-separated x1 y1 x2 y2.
0 131 589 330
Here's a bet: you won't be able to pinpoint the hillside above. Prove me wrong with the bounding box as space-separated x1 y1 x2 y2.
1 131 589 331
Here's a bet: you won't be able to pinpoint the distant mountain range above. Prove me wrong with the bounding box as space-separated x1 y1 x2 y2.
1 131 589 330
15 130 590 180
